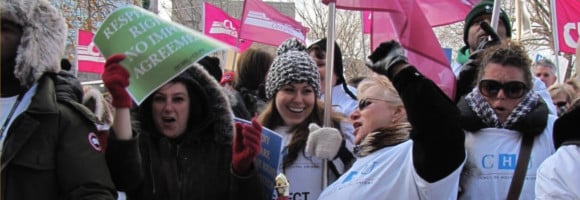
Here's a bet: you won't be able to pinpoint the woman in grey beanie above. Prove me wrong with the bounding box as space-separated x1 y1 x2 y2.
257 38 355 200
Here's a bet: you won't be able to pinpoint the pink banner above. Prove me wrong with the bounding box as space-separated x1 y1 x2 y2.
203 2 253 52
328 0 480 27
362 11 371 34
416 0 479 27
240 0 309 46
370 0 456 99
556 0 580 54
77 30 105 74
323 0 401 12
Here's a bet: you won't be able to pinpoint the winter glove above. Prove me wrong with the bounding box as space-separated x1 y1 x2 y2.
474 21 501 51
102 54 132 108
366 40 408 77
305 123 342 160
456 21 501 102
232 117 262 175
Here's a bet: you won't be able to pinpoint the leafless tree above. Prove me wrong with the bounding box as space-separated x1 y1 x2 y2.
523 0 575 79
294 0 368 81
52 0 139 80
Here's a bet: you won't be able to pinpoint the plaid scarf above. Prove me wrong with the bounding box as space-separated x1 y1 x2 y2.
465 88 539 129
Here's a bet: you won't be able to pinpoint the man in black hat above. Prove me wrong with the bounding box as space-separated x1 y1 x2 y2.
307 38 358 117
452 0 511 76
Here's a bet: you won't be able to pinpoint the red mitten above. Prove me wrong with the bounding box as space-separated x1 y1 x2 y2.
232 118 262 175
102 54 132 108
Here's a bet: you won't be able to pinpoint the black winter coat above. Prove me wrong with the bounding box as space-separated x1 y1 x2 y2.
1 73 117 200
106 64 264 200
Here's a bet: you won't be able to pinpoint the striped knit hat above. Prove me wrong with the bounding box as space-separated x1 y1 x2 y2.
265 38 320 100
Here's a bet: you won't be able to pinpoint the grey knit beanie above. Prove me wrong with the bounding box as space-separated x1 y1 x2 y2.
1 0 68 87
265 38 320 100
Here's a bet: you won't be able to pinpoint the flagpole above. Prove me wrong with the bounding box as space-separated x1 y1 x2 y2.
515 0 521 42
74 30 79 77
360 11 367 68
550 0 560 78
490 0 502 32
322 0 337 191
232 40 240 71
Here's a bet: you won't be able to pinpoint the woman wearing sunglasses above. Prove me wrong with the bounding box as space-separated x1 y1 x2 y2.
319 40 466 199
457 41 556 199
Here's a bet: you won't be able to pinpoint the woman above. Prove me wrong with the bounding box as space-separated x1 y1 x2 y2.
102 54 264 200
318 40 466 199
234 48 274 117
548 83 575 117
457 41 556 199
258 38 355 200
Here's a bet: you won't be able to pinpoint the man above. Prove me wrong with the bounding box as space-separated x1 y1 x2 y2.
533 59 558 87
307 38 358 116
451 0 511 76
1 0 117 199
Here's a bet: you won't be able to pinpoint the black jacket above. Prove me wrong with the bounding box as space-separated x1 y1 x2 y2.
106 64 264 200
390 67 466 182
1 73 117 200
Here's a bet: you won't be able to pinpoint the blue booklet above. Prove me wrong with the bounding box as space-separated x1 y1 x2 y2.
234 117 284 199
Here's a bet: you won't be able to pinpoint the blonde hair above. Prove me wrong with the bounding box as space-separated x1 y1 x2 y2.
549 83 575 104
357 76 404 110
354 76 411 157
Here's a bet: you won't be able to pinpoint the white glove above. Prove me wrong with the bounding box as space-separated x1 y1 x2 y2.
305 123 342 160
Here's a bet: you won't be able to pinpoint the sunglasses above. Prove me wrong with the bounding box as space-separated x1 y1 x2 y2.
554 101 567 107
478 80 528 99
358 97 389 110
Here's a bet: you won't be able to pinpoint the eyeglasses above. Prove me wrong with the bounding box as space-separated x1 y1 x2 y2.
358 97 389 111
478 80 528 99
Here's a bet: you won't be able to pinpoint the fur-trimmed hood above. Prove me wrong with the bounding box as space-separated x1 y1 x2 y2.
82 86 114 125
138 63 234 144
1 0 67 87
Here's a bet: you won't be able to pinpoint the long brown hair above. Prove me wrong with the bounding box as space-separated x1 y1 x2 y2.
258 99 344 169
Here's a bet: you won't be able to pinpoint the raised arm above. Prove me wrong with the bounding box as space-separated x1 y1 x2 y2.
102 54 133 140
366 40 465 182
101 54 143 191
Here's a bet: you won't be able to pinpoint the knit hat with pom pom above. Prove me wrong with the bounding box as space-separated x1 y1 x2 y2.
265 38 321 100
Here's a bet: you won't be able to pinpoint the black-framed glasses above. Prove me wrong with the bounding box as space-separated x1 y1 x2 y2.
478 80 528 99
358 97 389 111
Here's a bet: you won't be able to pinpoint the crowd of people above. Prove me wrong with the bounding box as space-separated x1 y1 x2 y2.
1 0 579 199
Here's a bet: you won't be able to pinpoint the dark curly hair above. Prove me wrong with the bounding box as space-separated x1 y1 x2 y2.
478 41 533 88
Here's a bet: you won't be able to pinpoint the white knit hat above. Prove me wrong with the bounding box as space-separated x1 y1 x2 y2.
1 0 68 86
265 38 320 99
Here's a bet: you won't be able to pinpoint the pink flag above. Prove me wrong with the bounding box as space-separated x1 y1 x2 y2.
370 0 456 99
555 0 580 54
322 0 401 12
327 0 480 27
203 2 253 52
362 11 371 34
416 0 479 27
240 0 309 46
77 30 105 74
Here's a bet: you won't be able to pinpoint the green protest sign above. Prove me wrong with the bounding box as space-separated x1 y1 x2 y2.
94 6 231 105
